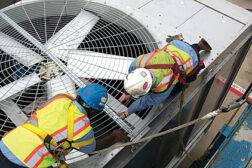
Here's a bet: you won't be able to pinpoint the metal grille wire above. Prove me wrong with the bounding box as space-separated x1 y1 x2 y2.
0 0 158 146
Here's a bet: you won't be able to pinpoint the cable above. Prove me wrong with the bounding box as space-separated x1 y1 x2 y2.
89 108 222 154
89 83 252 155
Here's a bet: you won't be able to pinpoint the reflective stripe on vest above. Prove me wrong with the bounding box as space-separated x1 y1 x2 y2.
24 145 50 168
2 93 92 168
136 45 194 93
163 45 194 74
51 115 91 142
27 114 91 142
153 71 179 92
2 126 48 168
138 49 163 68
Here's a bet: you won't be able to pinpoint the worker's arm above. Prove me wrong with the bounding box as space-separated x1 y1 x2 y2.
128 57 138 73
77 130 96 153
77 129 129 153
127 84 175 115
96 129 130 150
117 56 139 105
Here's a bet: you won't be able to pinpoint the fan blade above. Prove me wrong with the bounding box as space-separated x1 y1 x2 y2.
67 50 134 80
0 73 41 102
0 32 44 67
45 74 77 99
0 98 28 126
45 9 99 61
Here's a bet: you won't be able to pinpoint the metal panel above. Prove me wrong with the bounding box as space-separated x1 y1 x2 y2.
178 7 245 67
196 0 252 24
190 39 251 139
166 120 213 168
129 0 204 47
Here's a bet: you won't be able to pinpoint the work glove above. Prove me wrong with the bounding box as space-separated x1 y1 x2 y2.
119 93 131 104
112 129 130 142
117 110 129 120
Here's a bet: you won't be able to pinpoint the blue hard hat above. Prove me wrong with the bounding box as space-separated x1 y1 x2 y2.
79 84 108 111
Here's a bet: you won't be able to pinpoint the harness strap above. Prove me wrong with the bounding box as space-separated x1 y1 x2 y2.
67 103 75 142
144 64 176 69
22 101 94 163
145 51 185 92
22 123 58 157
186 60 204 78
65 103 95 148
187 45 205 78
72 137 95 148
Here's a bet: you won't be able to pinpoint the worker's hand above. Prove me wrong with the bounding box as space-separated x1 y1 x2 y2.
112 129 130 142
119 93 131 104
117 111 129 120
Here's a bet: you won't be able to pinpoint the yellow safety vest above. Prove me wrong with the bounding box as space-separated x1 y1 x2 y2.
136 45 194 93
2 93 94 168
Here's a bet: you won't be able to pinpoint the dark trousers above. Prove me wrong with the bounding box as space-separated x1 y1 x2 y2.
191 43 200 53
0 150 27 168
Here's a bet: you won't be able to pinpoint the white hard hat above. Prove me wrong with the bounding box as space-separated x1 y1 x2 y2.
124 68 152 98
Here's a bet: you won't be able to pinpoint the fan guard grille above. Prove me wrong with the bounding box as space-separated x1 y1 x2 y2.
0 0 158 142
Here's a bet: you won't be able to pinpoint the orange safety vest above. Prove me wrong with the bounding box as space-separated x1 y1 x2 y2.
136 45 194 93
2 93 94 168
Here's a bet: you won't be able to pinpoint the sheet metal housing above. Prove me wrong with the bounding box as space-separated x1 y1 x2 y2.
0 0 251 167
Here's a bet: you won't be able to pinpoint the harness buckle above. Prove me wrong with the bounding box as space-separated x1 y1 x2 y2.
52 140 72 162
173 64 185 75
57 140 72 151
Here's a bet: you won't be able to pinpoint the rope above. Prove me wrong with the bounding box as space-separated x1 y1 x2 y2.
205 105 241 153
88 83 251 156
89 108 222 155
177 82 196 161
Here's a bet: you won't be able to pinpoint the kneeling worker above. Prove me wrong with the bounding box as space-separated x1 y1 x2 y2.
118 38 212 119
0 84 130 168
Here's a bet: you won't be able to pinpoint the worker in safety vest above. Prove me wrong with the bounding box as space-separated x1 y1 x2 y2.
118 39 212 119
0 84 130 168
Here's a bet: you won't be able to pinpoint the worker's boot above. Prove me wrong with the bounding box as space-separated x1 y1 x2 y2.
198 38 212 52
166 33 184 43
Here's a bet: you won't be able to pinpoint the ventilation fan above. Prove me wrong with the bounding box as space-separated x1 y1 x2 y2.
0 0 158 164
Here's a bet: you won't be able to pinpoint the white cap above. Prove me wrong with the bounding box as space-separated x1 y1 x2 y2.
124 68 153 98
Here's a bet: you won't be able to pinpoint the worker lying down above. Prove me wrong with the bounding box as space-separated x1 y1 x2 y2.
0 84 130 168
118 38 212 119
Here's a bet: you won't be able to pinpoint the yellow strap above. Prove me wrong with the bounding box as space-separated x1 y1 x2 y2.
67 103 75 142
72 136 95 148
67 103 95 148
22 123 58 147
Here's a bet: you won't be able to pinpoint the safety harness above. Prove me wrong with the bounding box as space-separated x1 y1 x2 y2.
145 49 205 93
22 102 95 164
